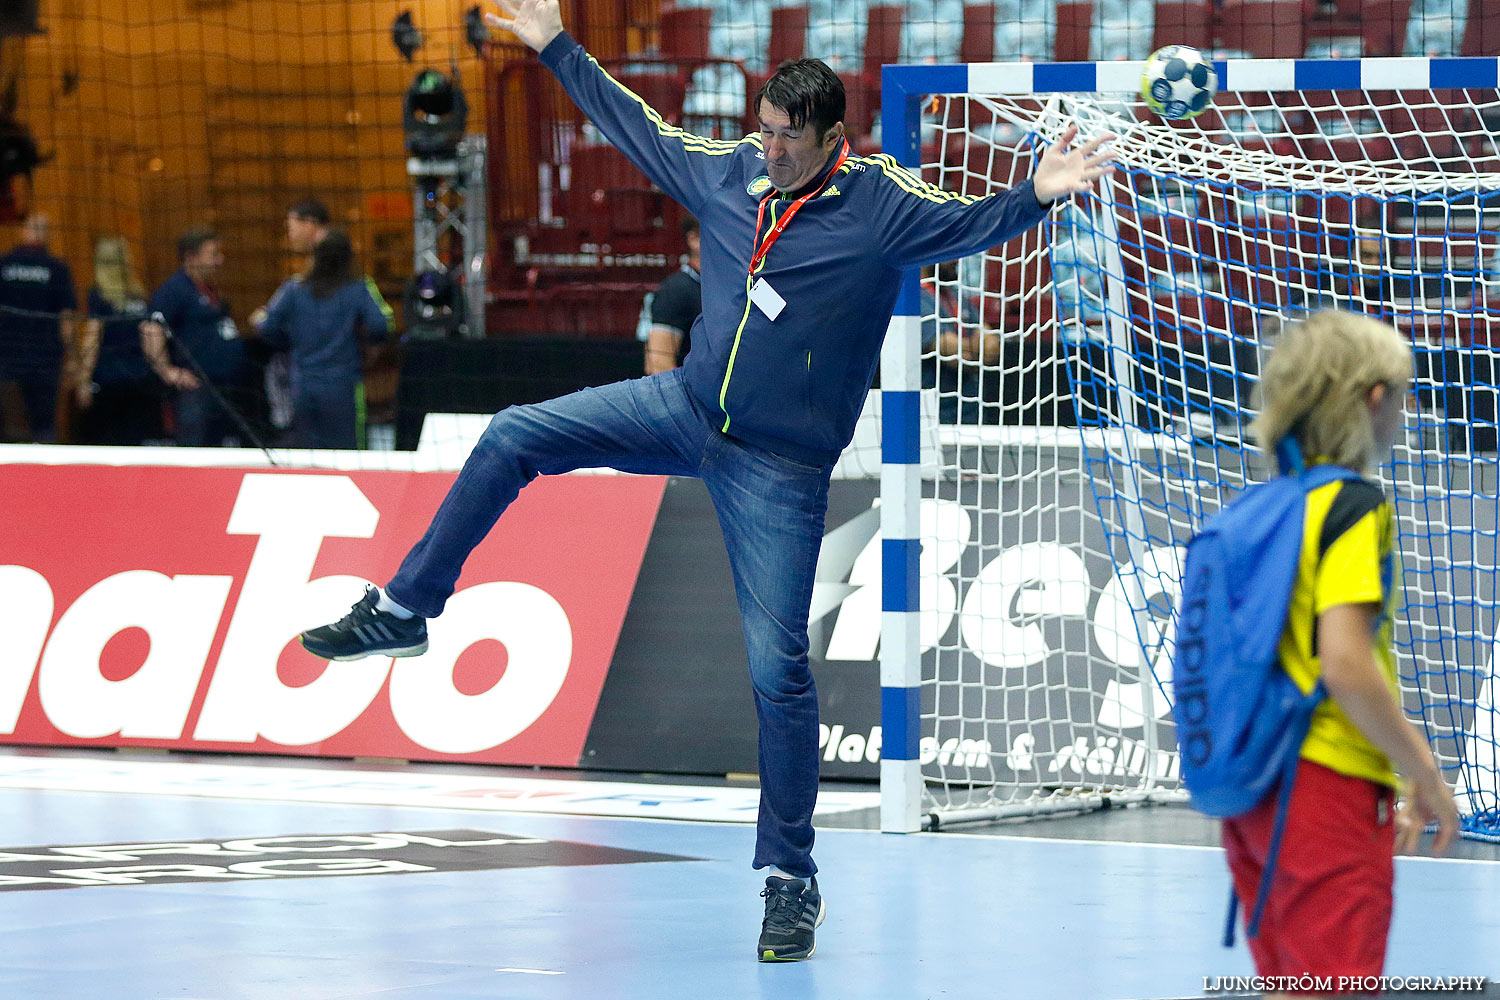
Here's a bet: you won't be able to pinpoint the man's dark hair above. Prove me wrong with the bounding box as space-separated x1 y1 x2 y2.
753 59 845 138
681 214 699 239
288 197 330 225
177 226 218 263
307 228 357 299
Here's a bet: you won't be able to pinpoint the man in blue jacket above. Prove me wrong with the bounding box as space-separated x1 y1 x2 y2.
0 214 76 442
301 0 1114 961
140 228 250 447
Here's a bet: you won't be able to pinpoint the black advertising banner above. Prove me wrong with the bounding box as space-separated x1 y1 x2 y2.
584 477 882 779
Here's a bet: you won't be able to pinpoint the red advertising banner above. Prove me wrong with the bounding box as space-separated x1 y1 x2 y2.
0 463 665 766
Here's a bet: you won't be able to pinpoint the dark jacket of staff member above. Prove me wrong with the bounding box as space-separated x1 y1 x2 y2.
643 214 702 374
254 229 390 449
0 214 76 442
141 227 249 447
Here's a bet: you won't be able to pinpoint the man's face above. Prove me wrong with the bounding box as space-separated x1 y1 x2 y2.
758 100 843 193
189 239 224 279
286 214 324 253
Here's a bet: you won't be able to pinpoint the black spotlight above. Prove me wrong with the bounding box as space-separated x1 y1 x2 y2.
0 119 42 179
391 11 423 62
403 68 468 161
403 268 464 338
464 6 489 60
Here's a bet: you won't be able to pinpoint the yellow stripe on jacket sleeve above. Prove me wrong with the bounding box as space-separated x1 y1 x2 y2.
859 154 985 206
364 275 395 325
589 55 759 156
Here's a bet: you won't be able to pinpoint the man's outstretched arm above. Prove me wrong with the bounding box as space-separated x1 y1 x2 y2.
487 0 741 215
869 125 1116 271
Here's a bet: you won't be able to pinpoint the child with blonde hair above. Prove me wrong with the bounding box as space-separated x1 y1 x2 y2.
1225 310 1460 996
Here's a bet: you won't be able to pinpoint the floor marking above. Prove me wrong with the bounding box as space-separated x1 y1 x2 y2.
0 754 878 823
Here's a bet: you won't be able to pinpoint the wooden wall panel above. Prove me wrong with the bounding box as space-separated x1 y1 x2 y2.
10 0 501 325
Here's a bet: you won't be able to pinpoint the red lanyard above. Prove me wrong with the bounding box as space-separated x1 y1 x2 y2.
749 141 849 275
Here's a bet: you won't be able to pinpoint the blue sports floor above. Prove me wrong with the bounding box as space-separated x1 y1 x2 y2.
1 749 1497 1000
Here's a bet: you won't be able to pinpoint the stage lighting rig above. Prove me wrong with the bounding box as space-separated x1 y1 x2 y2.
391 11 423 62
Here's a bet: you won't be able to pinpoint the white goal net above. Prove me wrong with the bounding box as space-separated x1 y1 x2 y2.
911 74 1500 838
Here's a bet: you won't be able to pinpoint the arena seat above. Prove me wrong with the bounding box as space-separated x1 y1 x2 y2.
1464 0 1500 56
659 5 713 61
1218 0 1306 57
1151 1 1214 53
767 4 810 66
1359 0 1413 56
960 3 996 63
1054 2 1093 61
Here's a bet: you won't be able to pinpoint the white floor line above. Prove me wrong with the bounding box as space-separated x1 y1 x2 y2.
0 754 877 824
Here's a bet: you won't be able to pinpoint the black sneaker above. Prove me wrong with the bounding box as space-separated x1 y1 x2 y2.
299 586 429 661
757 875 825 962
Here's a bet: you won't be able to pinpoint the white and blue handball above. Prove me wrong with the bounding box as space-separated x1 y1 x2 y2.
1141 45 1218 120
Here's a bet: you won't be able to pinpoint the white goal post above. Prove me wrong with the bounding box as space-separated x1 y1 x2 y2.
877 56 1500 838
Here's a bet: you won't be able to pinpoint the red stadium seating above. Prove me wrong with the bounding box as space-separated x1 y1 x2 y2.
1055 2 1093 61
1152 1 1214 53
1359 0 1413 56
659 5 712 61
864 4 905 74
767 5 809 66
1465 0 1500 56
842 5 905 139
1218 1 1306 58
961 3 995 63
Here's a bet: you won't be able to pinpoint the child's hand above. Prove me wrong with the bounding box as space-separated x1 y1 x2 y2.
1393 801 1423 855
1400 766 1461 856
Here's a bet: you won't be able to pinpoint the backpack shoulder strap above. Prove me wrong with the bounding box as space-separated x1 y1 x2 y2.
1296 463 1362 493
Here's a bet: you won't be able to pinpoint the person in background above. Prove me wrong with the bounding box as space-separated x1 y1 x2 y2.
257 197 394 442
921 259 998 424
74 237 162 445
640 214 701 375
140 227 249 447
0 213 77 442
252 228 389 449
286 198 330 255
262 198 332 437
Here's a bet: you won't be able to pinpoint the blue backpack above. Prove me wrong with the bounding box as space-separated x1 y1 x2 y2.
1172 446 1361 945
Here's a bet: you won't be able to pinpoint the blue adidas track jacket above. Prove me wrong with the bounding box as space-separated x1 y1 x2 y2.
541 32 1050 466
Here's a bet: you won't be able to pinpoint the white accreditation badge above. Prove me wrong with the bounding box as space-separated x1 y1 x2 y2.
219 316 240 340
749 277 786 321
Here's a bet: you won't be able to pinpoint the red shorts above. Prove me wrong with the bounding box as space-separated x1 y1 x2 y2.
1222 758 1396 989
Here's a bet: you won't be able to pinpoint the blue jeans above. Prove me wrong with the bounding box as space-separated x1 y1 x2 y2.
174 377 250 448
291 379 360 449
387 370 830 878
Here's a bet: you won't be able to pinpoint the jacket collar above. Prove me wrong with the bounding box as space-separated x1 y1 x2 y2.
776 138 848 200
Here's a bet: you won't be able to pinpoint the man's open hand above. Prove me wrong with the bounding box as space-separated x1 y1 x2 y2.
1032 124 1116 204
484 0 564 54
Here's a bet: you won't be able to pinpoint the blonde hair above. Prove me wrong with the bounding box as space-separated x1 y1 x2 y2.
93 237 145 309
1251 309 1412 470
